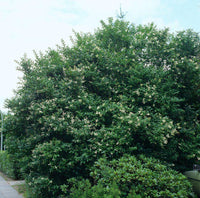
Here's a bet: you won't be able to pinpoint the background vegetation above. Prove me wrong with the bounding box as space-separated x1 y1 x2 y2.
1 17 200 197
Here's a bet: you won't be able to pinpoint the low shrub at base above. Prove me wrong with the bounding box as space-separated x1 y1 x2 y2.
68 179 141 198
69 180 121 198
90 155 194 198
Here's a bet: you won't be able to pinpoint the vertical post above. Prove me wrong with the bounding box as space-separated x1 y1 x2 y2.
0 111 3 151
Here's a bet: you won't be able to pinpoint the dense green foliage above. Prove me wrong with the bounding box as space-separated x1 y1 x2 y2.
0 151 15 178
3 17 200 197
68 179 141 198
90 155 193 197
68 181 122 198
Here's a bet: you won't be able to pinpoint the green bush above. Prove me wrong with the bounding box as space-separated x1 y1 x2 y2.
64 179 141 198
0 151 15 178
25 176 56 198
68 180 121 198
26 139 80 198
90 155 194 197
3 17 200 197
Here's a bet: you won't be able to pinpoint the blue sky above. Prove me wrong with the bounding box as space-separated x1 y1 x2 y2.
0 0 200 112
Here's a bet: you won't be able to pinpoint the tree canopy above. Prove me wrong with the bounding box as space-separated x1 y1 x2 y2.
3 17 200 197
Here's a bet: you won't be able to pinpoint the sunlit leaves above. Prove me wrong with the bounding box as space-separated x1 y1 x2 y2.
3 17 200 197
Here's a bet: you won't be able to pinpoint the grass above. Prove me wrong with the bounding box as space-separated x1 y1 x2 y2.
0 171 13 181
13 183 26 197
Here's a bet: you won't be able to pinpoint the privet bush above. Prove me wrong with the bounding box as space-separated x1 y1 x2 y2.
90 155 194 197
3 17 200 197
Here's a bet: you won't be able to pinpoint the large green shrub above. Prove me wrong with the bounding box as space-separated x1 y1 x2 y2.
90 155 194 197
3 17 200 197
